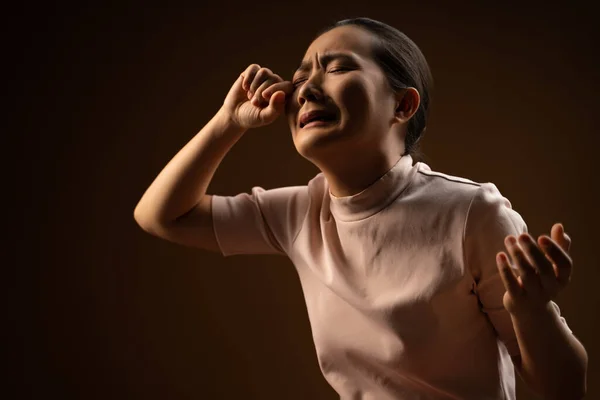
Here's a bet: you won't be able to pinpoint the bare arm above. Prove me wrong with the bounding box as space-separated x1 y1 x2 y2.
133 65 294 252
510 310 587 400
133 108 245 251
498 225 587 399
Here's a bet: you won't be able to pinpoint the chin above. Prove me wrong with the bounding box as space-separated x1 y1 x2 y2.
293 124 354 160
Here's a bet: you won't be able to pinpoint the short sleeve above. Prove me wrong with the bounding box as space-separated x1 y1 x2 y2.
211 186 309 257
463 183 572 357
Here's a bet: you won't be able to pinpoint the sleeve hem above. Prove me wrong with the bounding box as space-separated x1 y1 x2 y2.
255 194 285 254
211 195 230 257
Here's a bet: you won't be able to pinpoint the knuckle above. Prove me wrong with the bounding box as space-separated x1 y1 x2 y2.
257 78 275 92
244 65 259 80
257 80 271 91
255 68 271 79
244 64 260 78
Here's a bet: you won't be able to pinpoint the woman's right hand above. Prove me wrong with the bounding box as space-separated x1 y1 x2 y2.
222 64 295 130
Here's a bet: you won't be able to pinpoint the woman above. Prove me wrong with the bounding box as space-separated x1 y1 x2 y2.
134 18 587 399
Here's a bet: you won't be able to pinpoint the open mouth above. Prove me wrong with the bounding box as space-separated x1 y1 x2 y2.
299 113 338 129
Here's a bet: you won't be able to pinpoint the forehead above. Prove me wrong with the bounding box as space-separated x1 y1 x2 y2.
302 25 374 62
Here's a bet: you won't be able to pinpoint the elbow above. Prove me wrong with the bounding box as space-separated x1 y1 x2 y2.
133 206 158 233
134 206 176 238
133 206 147 228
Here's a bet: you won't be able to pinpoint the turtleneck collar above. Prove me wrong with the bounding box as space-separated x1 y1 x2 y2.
328 155 419 222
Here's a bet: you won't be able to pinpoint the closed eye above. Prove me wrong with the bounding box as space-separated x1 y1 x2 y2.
292 68 353 88
328 67 351 73
292 78 306 88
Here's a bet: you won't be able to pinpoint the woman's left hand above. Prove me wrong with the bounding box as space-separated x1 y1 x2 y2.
496 223 572 316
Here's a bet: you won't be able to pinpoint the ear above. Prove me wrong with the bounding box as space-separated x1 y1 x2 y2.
394 87 420 123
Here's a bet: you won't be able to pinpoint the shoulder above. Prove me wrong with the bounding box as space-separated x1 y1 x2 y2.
417 163 482 189
411 162 485 206
413 163 518 206
410 163 522 228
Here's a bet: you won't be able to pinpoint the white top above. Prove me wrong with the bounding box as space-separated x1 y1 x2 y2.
212 155 571 399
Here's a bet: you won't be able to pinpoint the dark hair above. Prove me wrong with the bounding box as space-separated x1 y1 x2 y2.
317 18 433 160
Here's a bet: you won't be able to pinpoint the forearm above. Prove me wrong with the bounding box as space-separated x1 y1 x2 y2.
134 107 246 225
511 302 588 399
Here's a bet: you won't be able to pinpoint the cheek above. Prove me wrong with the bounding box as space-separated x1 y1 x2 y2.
285 99 299 128
336 78 373 121
284 94 297 115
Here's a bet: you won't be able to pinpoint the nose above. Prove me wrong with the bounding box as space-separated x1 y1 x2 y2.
297 78 324 106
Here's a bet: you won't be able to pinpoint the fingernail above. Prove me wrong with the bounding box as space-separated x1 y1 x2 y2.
248 91 253 99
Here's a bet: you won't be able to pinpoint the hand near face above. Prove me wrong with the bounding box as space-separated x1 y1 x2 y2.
496 223 573 316
222 64 294 129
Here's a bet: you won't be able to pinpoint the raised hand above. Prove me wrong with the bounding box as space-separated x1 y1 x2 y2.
222 64 294 129
496 223 573 316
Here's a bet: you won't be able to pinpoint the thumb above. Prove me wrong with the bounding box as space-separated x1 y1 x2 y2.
260 91 286 122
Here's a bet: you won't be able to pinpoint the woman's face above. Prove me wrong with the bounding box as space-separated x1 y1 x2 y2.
285 25 400 160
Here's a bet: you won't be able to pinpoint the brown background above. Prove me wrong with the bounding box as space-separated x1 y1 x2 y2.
8 1 599 399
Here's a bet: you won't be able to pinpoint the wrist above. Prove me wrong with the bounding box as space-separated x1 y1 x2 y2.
214 107 247 137
510 301 558 325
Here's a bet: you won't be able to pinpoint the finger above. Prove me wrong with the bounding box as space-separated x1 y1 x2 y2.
505 235 540 292
518 234 560 297
262 81 295 99
252 78 278 107
241 64 261 91
496 252 523 296
249 67 276 98
551 223 571 253
518 234 555 277
539 236 572 287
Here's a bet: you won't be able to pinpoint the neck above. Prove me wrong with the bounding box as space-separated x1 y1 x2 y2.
318 150 404 198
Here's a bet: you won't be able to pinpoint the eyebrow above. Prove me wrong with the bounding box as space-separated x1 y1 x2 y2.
293 52 358 76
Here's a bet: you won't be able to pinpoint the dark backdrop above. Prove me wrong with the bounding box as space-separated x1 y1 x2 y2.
8 1 599 399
